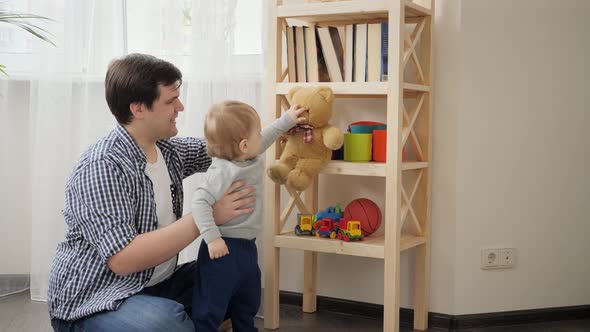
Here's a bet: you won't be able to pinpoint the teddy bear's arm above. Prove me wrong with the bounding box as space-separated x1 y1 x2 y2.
322 125 344 151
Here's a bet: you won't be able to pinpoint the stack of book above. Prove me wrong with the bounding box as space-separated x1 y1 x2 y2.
286 22 389 83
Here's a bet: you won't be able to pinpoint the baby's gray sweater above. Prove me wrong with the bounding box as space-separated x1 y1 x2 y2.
191 113 294 243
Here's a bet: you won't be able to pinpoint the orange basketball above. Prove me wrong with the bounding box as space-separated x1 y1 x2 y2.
343 198 382 236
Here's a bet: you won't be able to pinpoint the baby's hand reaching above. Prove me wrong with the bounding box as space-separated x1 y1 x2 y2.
286 104 308 125
208 238 229 259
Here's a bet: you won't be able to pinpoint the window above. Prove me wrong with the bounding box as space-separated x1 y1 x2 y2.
1 0 263 76
0 0 54 74
234 0 263 55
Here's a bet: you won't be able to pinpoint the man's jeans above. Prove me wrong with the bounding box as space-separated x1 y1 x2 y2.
51 262 197 332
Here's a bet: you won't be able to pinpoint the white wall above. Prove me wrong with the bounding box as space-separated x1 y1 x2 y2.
0 80 31 275
453 0 590 314
277 0 590 315
428 0 461 314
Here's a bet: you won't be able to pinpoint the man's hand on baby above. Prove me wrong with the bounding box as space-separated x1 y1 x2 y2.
213 180 255 225
287 104 308 125
208 238 229 259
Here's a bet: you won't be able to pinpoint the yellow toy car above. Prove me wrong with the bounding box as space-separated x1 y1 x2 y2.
337 219 363 242
295 214 315 236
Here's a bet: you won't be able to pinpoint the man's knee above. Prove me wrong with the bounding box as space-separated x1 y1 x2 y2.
141 301 194 332
82 295 195 332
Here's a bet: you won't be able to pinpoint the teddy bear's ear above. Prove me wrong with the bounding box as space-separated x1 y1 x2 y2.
288 86 303 102
317 87 335 104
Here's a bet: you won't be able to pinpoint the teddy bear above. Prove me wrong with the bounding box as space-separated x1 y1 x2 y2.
267 86 343 191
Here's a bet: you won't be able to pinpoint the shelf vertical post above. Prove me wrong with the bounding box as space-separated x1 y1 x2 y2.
263 0 283 329
303 178 319 312
413 0 434 329
384 0 405 331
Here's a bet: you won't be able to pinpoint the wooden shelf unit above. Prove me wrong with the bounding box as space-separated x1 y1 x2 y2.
264 1 433 331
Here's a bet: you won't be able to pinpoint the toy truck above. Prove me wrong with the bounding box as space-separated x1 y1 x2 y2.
315 203 343 222
295 213 315 236
337 218 363 242
313 218 338 239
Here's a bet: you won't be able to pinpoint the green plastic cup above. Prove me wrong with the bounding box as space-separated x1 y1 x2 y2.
344 133 372 162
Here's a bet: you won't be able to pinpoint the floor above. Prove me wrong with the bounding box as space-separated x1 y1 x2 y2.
1 291 589 332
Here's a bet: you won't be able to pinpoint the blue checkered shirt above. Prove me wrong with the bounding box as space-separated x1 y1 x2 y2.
47 124 211 321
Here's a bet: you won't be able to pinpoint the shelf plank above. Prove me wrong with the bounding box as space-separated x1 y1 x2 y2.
319 161 429 177
274 232 425 259
278 0 387 22
277 0 431 23
276 82 430 96
277 82 387 96
321 161 385 176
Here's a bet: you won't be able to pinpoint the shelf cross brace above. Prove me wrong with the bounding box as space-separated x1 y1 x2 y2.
402 92 425 146
280 195 297 233
402 101 425 161
279 184 312 233
403 17 426 84
401 169 424 235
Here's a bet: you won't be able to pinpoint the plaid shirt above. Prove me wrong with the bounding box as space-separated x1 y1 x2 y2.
47 124 211 321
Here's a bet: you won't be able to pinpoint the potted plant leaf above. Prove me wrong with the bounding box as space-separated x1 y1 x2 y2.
0 9 55 75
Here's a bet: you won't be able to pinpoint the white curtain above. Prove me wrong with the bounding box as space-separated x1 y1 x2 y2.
28 0 126 301
22 0 265 301
178 0 265 265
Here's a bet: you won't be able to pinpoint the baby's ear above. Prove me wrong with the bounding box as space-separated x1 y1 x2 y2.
288 86 303 103
239 138 249 154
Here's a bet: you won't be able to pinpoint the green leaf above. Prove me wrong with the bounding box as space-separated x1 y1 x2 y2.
0 64 8 77
0 9 56 46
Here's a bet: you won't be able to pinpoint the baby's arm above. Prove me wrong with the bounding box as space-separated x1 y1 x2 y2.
191 165 231 258
261 104 307 152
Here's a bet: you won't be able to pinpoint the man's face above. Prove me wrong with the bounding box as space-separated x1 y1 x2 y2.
144 83 184 140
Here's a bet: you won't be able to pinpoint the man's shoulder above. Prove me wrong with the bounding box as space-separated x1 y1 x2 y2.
160 136 206 152
71 131 136 179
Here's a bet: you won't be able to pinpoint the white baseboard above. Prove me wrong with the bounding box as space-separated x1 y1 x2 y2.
0 274 30 298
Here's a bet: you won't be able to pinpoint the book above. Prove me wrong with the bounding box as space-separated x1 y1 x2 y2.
329 27 345 79
317 26 343 82
354 23 367 82
315 30 331 82
344 24 354 82
295 26 307 82
367 23 381 81
286 26 296 82
381 22 388 81
337 26 345 48
304 26 319 82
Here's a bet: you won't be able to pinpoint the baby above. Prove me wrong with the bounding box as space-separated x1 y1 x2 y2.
190 100 306 331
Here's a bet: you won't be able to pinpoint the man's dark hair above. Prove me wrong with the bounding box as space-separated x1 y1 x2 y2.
105 53 182 124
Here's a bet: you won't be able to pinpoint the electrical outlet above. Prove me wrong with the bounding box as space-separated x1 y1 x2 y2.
481 248 516 270
481 248 499 269
499 248 516 267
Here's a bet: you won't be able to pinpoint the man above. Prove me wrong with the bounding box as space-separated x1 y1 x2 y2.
48 53 254 331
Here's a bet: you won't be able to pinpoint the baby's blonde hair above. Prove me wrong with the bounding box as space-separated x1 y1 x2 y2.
204 100 260 160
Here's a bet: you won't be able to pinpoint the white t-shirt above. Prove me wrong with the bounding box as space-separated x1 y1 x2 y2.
144 146 177 287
